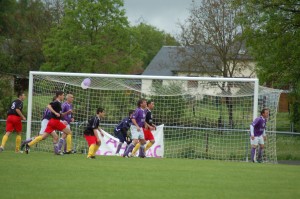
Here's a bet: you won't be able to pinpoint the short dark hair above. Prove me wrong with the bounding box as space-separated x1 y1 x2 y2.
97 108 104 114
128 110 134 116
17 91 24 98
52 96 56 101
261 108 269 115
137 98 146 107
147 99 154 106
55 91 64 97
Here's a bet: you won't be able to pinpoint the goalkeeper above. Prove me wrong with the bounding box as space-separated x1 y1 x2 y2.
250 108 269 163
114 110 134 156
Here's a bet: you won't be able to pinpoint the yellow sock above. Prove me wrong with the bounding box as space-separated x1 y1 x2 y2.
132 143 140 155
88 144 95 157
28 136 43 147
1 134 9 148
145 142 154 152
66 134 72 152
92 144 100 156
15 134 21 151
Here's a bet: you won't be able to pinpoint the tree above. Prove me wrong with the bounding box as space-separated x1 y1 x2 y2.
41 0 144 74
131 23 179 68
236 0 300 131
177 0 250 127
0 0 53 75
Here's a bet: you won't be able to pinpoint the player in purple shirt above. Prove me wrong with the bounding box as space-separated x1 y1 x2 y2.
250 108 269 163
123 98 147 158
61 93 75 154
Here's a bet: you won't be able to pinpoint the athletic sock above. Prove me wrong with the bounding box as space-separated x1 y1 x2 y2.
15 134 21 152
88 144 96 157
251 148 256 162
116 142 122 154
57 138 65 151
144 142 154 152
123 143 135 156
1 134 9 148
92 144 100 156
132 143 141 155
258 148 264 160
28 136 43 147
66 134 72 152
139 144 145 157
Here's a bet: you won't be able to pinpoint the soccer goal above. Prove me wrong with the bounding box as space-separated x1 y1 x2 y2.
26 71 281 163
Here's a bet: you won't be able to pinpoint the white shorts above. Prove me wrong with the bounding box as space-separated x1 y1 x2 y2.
130 125 144 140
39 119 49 134
250 135 264 145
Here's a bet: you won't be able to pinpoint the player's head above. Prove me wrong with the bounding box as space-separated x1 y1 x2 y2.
66 93 74 103
52 96 56 101
260 108 269 119
147 99 154 110
96 107 105 118
17 91 26 101
55 91 64 101
137 98 147 108
128 110 134 118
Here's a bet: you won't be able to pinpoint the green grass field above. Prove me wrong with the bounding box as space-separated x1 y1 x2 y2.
0 151 299 199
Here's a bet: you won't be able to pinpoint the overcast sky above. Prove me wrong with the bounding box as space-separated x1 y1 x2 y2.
123 0 193 35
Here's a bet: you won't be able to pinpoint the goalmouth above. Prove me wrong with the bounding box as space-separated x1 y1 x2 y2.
27 71 281 163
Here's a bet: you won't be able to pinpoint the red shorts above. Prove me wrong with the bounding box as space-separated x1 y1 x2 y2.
84 135 97 146
44 118 66 133
6 115 22 132
143 128 154 141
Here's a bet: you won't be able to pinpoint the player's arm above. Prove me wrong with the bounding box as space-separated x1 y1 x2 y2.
131 118 140 131
250 124 255 140
97 127 104 137
47 104 60 117
93 129 101 141
145 121 155 130
16 109 26 120
263 129 267 141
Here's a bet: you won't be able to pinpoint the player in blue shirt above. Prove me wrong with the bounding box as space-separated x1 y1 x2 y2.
250 108 269 163
114 110 134 156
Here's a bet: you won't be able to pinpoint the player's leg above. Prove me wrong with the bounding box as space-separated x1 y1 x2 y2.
25 133 49 154
131 142 141 156
63 124 73 154
143 128 155 152
115 130 125 155
0 115 15 151
22 119 49 151
250 137 258 162
50 131 60 154
14 118 23 152
123 126 139 157
257 136 265 163
85 135 97 159
56 121 70 152
138 130 146 158
92 139 101 157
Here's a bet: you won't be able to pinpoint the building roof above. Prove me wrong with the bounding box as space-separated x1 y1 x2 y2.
142 45 252 76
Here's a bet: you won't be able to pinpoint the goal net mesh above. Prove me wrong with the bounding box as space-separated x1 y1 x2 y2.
27 72 281 163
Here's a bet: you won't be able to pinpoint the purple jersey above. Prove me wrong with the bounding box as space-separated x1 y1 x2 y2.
61 102 73 124
251 116 267 137
132 108 146 127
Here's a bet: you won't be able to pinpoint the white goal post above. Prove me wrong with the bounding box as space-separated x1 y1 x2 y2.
26 71 281 162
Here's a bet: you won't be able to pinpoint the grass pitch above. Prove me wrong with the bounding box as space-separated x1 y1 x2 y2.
0 151 299 199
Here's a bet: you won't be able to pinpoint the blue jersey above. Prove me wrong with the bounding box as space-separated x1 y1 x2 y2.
115 117 132 133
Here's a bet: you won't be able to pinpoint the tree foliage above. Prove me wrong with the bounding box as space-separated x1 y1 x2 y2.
131 23 179 68
235 0 300 130
41 0 144 74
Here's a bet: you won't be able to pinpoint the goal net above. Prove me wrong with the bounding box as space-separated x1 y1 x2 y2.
26 71 281 163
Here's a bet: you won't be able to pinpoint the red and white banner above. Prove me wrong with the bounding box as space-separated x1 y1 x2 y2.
95 124 164 158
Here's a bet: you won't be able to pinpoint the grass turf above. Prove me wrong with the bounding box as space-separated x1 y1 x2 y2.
0 151 299 199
